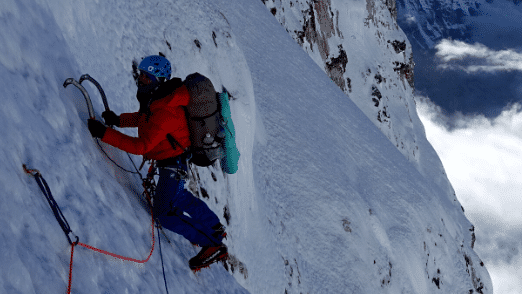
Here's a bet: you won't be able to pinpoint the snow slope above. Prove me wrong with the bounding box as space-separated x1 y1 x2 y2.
259 0 463 207
0 0 491 293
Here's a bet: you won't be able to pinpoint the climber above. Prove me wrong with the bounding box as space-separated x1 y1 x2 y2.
86 55 227 271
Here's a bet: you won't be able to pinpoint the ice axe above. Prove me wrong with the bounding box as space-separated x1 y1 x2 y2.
64 75 113 125
63 78 95 119
79 74 110 113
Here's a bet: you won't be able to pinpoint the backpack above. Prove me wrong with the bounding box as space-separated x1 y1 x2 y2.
166 73 223 167
166 73 240 172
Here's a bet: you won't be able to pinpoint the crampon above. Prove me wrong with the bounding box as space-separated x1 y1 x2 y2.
189 244 229 273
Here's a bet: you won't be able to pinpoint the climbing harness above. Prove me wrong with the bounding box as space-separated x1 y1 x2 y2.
161 166 189 181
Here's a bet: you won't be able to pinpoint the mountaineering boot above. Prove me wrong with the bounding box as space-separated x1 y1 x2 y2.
189 243 228 271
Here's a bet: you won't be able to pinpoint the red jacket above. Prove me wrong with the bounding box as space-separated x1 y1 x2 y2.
102 85 191 160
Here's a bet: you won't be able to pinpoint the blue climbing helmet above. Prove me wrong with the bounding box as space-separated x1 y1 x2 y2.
138 55 172 81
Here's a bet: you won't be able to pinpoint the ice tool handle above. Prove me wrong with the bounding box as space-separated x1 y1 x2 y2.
63 78 95 119
79 74 110 113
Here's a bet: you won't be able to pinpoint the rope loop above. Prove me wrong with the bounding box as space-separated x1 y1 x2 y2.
22 164 41 177
23 163 156 293
71 235 80 246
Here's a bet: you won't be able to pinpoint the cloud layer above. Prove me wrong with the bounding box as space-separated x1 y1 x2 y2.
435 39 522 73
417 98 522 294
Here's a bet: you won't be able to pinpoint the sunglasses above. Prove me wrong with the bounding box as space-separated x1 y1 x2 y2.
137 71 159 85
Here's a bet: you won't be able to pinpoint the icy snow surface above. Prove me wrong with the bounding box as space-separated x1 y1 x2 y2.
0 0 490 293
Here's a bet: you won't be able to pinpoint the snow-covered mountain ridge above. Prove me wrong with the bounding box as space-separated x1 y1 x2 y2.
262 0 416 153
260 0 461 221
0 0 491 293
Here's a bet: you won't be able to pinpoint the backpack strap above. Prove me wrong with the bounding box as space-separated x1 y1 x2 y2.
166 133 186 152
190 108 220 121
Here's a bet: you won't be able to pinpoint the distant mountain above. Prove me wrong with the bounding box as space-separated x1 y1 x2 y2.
396 0 481 49
393 0 521 118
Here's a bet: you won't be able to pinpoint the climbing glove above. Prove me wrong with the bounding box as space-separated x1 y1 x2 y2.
88 119 107 138
102 110 120 127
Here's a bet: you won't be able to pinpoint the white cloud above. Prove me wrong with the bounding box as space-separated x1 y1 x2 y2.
435 39 522 73
417 98 522 294
406 15 416 24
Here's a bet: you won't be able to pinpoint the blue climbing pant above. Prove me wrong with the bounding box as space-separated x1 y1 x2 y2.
154 161 222 247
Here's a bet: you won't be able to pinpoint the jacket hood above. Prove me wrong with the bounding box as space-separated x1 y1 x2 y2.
141 77 184 113
149 77 186 111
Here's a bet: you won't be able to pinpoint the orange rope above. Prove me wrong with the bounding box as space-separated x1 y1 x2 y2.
76 213 155 264
24 163 157 293
67 243 75 294
67 191 155 293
